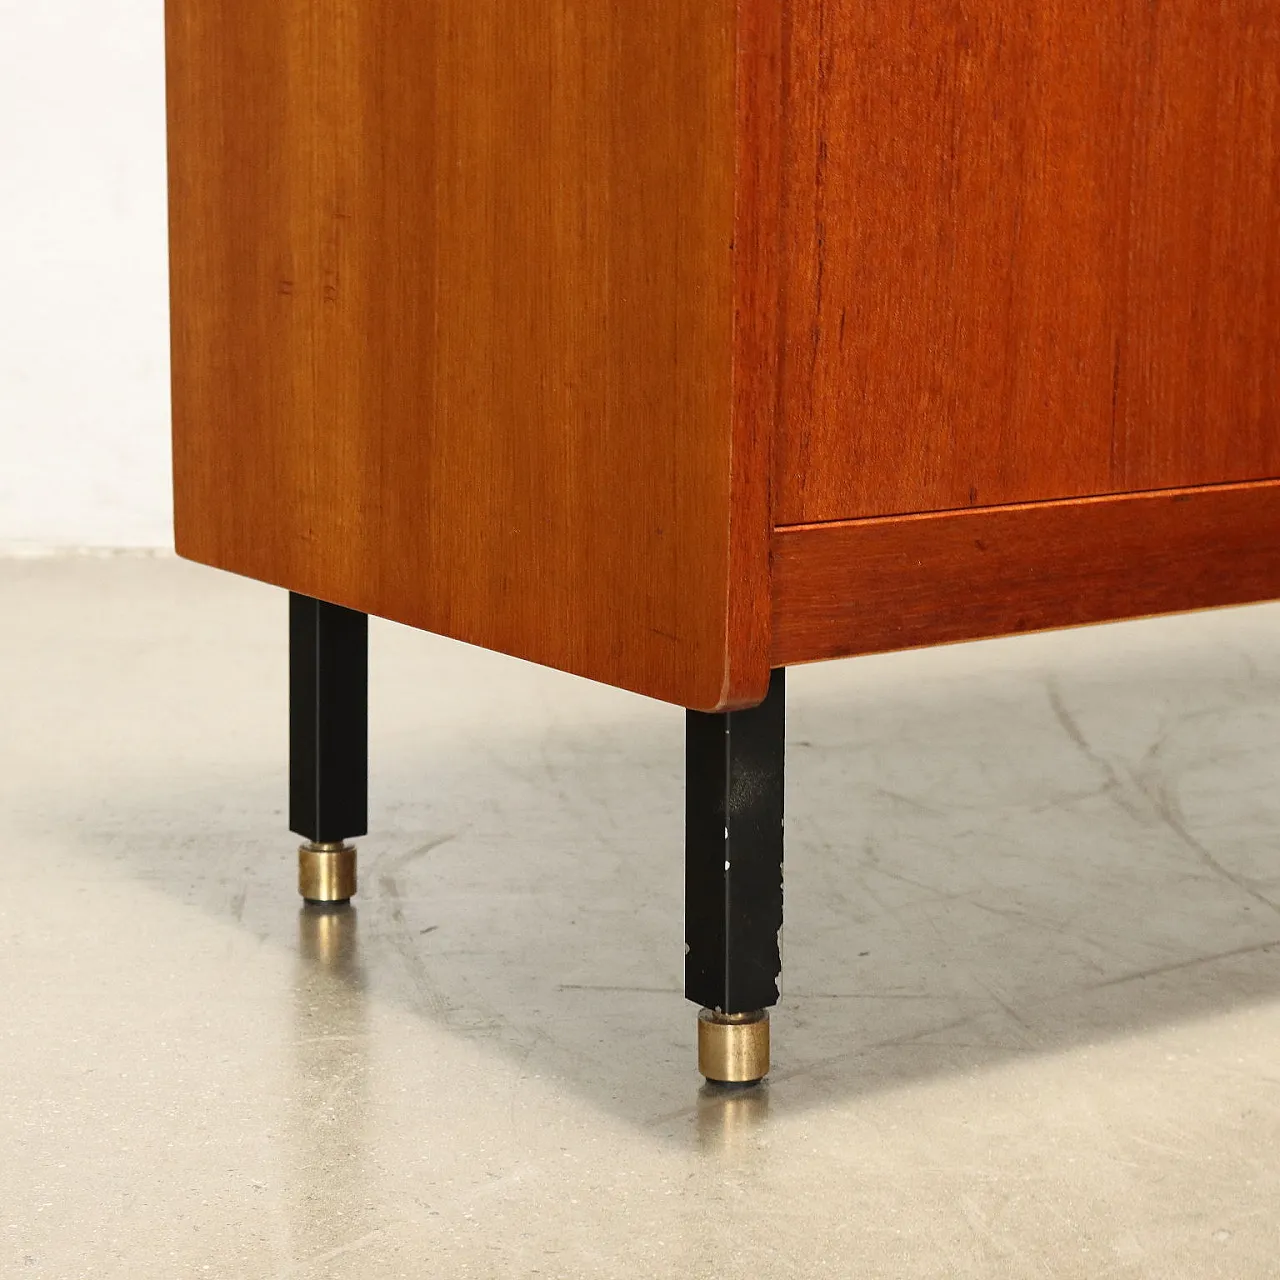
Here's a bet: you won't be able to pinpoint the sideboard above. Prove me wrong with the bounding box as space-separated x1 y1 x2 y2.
166 0 1280 1083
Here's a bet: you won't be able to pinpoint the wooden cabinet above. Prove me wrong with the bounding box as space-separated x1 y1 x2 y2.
168 0 1280 1085
168 0 1280 714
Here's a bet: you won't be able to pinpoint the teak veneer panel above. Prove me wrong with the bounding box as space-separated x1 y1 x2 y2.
167 0 773 711
771 482 1280 666
777 0 1280 524
170 0 1280 706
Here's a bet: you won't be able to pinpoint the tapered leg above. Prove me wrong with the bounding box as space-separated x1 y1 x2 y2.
685 668 785 1084
290 593 368 903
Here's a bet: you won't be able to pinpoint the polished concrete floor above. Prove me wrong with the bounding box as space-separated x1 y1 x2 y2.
4 556 1280 1277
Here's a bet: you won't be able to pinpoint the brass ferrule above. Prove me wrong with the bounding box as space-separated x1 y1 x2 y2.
298 842 358 903
697 1009 770 1085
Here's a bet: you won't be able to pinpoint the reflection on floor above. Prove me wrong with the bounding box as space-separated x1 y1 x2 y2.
4 555 1280 1278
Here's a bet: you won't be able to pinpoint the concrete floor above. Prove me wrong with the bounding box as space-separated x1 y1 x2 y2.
4 557 1280 1277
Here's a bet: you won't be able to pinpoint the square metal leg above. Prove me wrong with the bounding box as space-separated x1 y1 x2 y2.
290 593 368 902
685 668 785 1083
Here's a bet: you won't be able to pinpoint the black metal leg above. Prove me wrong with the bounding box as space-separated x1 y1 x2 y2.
685 668 785 1083
290 592 368 902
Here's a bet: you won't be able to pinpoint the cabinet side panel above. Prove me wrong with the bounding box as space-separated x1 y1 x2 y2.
167 0 758 710
776 0 1280 524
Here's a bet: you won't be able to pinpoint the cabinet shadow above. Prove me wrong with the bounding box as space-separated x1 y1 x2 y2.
47 605 1280 1144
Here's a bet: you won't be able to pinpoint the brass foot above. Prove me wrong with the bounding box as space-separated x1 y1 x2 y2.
298 841 358 904
697 1009 770 1085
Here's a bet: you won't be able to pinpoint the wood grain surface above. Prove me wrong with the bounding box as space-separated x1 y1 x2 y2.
772 482 1280 666
168 0 772 710
170 0 1280 703
776 0 1280 524
724 0 786 706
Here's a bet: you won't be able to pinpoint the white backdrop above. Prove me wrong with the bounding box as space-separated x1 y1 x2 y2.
0 0 172 550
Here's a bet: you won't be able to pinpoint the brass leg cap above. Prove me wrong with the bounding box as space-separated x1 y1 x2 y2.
299 842 358 903
698 1009 770 1085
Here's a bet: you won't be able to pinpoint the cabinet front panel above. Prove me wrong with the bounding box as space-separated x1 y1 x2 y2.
776 0 1280 524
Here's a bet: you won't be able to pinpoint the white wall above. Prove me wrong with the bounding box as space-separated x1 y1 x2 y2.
0 0 172 550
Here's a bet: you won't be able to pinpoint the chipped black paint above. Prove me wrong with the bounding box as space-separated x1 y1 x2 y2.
685 668 785 1014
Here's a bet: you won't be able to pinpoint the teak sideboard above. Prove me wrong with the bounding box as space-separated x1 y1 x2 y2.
167 0 1280 1083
